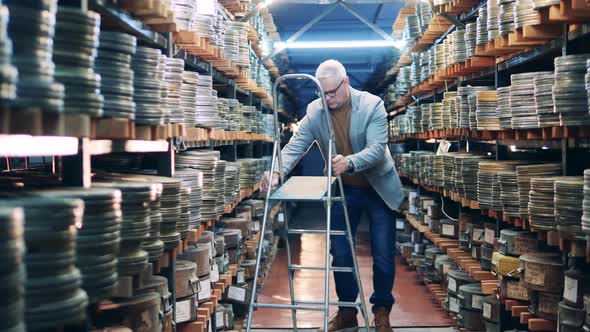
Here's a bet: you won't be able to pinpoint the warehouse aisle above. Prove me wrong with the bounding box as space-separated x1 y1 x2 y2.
251 204 453 328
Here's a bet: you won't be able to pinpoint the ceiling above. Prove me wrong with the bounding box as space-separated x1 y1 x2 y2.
267 0 404 117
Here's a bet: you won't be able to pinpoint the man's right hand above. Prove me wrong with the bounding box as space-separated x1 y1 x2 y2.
261 171 280 192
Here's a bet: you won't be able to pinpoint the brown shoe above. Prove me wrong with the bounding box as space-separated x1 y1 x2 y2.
373 307 392 332
318 308 358 332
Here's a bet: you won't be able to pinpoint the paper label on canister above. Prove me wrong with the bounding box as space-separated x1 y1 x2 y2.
396 220 405 230
175 298 192 323
211 264 220 283
442 224 455 236
414 243 422 253
216 311 225 328
525 263 546 287
237 270 245 284
449 297 459 313
409 192 417 214
484 228 495 245
448 277 457 292
228 286 247 302
472 294 484 310
443 264 451 275
253 221 260 232
564 275 578 304
483 302 492 319
472 246 479 259
472 228 484 242
198 278 211 301
278 213 284 222
506 280 529 300
209 242 215 259
539 298 558 315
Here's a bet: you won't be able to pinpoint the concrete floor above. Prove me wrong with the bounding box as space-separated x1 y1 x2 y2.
251 203 454 329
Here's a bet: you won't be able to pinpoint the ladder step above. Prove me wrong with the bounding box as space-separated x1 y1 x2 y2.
290 265 354 273
253 303 325 311
288 229 346 236
295 300 361 308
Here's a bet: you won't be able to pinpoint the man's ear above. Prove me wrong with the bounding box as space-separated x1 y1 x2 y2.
344 77 350 86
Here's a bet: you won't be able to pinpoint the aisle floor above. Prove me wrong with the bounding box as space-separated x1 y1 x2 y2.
251 204 453 329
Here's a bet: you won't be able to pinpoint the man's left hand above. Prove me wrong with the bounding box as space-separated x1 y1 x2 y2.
332 154 348 177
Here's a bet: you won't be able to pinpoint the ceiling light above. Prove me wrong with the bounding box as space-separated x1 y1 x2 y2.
274 40 404 49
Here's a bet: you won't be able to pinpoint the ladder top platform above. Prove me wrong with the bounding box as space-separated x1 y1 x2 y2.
270 176 336 201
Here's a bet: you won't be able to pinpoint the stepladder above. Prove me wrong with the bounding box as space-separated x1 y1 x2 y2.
245 74 370 331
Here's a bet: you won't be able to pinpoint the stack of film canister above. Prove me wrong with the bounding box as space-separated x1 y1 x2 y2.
476 6 488 45
0 4 16 105
515 0 538 28
528 176 564 230
405 15 420 41
53 5 103 117
1 198 89 331
31 188 123 303
228 99 242 131
215 159 227 216
533 0 560 9
475 90 500 130
554 54 590 126
510 72 553 129
0 207 25 332
95 32 137 120
498 0 516 36
195 74 221 127
176 150 220 221
555 177 585 239
497 86 512 129
7 0 64 115
487 0 500 40
465 23 477 58
225 162 240 205
181 71 198 126
174 169 203 230
534 71 560 127
452 30 467 64
516 163 562 219
163 57 185 124
582 169 590 236
132 47 165 125
171 0 195 32
93 181 153 277
214 234 229 276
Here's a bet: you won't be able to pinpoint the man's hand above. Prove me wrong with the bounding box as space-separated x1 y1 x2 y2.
261 171 279 192
332 154 349 177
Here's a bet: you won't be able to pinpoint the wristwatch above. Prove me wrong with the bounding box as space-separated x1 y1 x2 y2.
346 157 354 172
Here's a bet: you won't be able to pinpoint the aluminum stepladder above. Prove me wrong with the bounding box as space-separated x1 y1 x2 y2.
245 74 370 331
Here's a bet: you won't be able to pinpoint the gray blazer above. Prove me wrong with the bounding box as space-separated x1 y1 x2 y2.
276 87 404 210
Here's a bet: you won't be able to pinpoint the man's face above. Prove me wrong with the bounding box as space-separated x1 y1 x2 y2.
318 77 349 110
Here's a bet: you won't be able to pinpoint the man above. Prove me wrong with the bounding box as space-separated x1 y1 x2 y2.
261 60 404 331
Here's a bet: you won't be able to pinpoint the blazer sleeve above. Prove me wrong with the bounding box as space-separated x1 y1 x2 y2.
273 110 316 176
347 98 388 173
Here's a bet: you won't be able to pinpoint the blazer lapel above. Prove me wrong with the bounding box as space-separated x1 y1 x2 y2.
349 88 362 153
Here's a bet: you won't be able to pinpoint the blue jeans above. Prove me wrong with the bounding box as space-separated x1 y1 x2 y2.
330 186 397 313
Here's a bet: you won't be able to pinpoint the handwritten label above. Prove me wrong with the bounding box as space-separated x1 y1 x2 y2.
483 302 492 319
472 228 485 242
485 228 495 245
409 192 417 214
198 278 211 302
506 280 529 300
539 296 558 315
449 297 459 313
175 298 193 323
514 237 537 255
442 224 455 237
237 270 245 284
448 277 457 292
216 311 225 328
525 263 546 287
396 220 405 230
564 275 578 304
228 286 246 302
472 294 484 310
211 263 220 283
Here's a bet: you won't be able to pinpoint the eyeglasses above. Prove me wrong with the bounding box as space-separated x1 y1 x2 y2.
316 79 344 98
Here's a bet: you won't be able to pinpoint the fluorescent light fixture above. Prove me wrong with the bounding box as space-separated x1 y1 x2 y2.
510 145 517 152
274 40 404 49
542 146 549 150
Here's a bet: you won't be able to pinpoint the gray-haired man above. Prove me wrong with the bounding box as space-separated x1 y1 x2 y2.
262 60 403 331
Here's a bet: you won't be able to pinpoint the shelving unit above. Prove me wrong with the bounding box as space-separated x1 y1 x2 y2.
383 0 590 330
